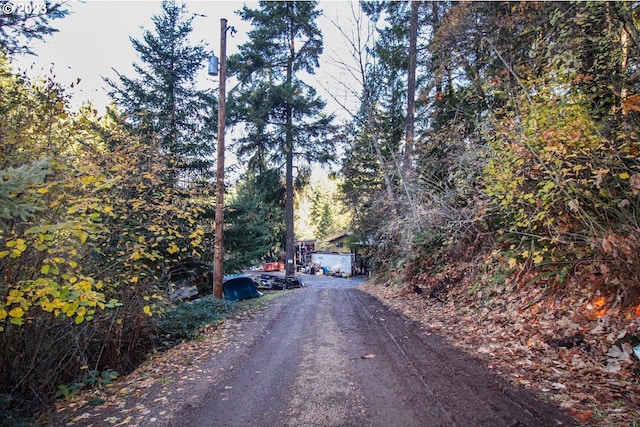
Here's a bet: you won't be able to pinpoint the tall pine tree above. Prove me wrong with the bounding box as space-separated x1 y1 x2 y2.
105 0 214 182
0 1 68 56
229 1 334 276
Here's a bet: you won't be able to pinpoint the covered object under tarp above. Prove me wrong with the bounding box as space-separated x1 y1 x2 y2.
223 275 262 301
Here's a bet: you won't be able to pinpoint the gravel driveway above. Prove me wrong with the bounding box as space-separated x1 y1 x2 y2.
176 273 575 427
48 273 576 426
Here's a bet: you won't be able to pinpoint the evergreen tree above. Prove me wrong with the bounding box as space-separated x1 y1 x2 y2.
105 0 214 181
229 1 335 277
0 1 68 56
225 168 285 271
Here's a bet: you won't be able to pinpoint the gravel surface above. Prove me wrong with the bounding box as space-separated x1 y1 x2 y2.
47 273 577 426
178 274 575 427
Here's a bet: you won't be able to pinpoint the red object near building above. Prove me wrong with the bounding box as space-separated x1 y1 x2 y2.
262 262 284 272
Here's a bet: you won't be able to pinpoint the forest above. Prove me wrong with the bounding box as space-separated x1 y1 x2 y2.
1 0 640 423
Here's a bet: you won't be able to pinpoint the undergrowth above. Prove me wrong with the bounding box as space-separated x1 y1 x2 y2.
155 293 278 350
1 292 283 427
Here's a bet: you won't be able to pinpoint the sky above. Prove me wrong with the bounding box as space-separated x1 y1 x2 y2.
13 0 365 120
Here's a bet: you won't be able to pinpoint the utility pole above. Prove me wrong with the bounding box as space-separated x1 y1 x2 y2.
213 18 228 299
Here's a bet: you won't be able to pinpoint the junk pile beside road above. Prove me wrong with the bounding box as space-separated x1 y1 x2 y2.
257 274 305 290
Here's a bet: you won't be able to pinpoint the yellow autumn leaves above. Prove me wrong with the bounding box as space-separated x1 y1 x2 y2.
0 238 27 258
507 251 545 269
0 58 210 330
0 273 116 330
485 84 639 270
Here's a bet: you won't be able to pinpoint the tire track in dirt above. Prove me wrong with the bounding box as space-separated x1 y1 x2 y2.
178 275 575 426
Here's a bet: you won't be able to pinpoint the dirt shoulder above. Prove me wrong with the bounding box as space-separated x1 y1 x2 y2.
359 274 640 426
39 291 299 427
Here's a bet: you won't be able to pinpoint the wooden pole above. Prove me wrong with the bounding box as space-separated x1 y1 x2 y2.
213 18 227 299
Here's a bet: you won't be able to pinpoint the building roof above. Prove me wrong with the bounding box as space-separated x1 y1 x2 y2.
325 232 351 243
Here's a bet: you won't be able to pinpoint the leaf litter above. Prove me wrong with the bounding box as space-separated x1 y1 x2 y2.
41 302 277 427
360 259 640 427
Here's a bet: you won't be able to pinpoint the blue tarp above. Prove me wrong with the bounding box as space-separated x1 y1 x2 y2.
223 275 262 301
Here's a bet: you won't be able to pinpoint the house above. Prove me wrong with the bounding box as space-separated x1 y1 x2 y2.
324 232 351 253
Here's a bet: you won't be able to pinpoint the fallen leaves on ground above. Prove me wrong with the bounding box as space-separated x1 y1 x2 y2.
40 308 267 427
361 261 640 427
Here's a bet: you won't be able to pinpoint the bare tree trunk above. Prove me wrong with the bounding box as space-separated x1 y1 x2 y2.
619 17 629 109
323 5 397 204
372 127 396 204
285 131 295 277
285 13 296 278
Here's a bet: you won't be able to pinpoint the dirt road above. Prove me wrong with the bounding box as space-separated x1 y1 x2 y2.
173 274 575 427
